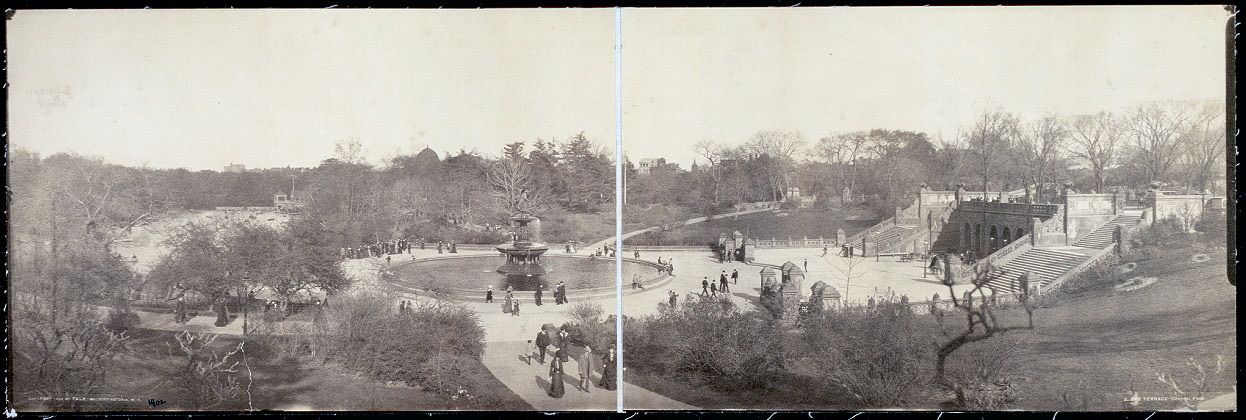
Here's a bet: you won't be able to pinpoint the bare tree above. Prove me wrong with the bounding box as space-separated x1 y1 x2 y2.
164 331 248 409
1068 112 1123 192
746 130 807 202
334 138 367 165
816 132 870 198
1128 102 1191 186
488 154 541 214
1178 102 1227 193
693 140 726 203
12 302 130 409
966 110 1021 199
1019 115 1070 203
934 264 1037 396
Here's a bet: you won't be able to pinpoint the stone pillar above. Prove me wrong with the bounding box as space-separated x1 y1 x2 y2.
1030 217 1042 246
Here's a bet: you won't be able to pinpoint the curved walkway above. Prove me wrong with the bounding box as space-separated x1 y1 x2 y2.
585 204 778 252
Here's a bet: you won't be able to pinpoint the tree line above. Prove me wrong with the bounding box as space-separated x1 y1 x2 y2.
625 100 1227 213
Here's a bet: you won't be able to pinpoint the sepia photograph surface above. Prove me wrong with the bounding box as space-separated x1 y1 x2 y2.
618 6 1233 411
5 5 1236 413
8 9 621 411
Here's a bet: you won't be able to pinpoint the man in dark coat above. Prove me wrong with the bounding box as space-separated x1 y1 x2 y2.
485 285 494 303
720 271 729 293
534 286 543 306
556 282 567 305
731 269 739 284
535 329 551 364
701 277 710 296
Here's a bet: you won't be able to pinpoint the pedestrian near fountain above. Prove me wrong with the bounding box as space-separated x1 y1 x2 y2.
512 300 520 317
577 346 594 392
485 285 494 303
731 269 739 284
525 339 535 365
548 347 566 398
556 329 570 356
535 329 551 364
634 250 640 259
534 286 543 306
503 286 514 314
803 258 808 271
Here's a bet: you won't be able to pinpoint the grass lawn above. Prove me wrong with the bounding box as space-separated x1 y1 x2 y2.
12 328 531 412
624 243 1235 410
624 206 881 246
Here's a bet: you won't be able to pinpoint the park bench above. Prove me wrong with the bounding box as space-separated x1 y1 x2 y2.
875 251 912 261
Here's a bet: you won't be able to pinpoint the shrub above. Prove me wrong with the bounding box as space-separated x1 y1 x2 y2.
107 311 142 332
944 338 1026 409
802 302 937 407
624 297 784 391
560 302 615 351
315 292 488 404
1133 215 1192 248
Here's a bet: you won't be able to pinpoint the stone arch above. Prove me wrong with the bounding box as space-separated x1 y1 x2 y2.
1002 227 1011 245
1016 227 1025 238
989 225 999 253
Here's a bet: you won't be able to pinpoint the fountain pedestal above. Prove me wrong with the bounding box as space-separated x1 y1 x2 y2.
496 213 550 278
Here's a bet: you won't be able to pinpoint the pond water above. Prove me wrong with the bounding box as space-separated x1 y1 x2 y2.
389 255 654 292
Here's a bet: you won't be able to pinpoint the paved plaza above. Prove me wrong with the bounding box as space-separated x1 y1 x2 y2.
623 247 975 318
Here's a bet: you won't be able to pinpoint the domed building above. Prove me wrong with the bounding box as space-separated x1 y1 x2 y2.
413 146 440 169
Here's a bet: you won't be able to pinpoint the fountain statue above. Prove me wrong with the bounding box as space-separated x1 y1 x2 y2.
496 213 550 281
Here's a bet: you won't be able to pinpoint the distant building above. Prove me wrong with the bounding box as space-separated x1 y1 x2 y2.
224 163 247 173
638 158 664 175
273 192 307 211
637 158 681 175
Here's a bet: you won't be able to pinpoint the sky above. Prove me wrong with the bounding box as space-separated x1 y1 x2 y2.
7 7 1230 171
622 6 1230 168
7 9 616 170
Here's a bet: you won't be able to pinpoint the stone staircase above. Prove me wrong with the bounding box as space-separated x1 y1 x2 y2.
864 225 916 255
984 247 1090 293
1073 214 1143 249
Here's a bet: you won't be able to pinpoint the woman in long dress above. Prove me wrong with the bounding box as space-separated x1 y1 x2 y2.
503 287 514 314
598 346 617 390
548 347 566 398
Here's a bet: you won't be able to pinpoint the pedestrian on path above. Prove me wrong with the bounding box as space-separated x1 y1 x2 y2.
598 346 617 390
804 259 808 271
668 290 678 310
720 271 729 293
535 329 551 364
701 277 710 296
710 282 718 297
525 339 535 365
731 269 739 284
534 286 543 306
512 300 520 317
577 346 594 392
548 347 566 398
486 285 494 303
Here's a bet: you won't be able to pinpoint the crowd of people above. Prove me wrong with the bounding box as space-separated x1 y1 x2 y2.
530 325 618 398
340 238 464 260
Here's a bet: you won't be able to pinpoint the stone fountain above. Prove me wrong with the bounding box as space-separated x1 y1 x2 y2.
496 213 550 281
